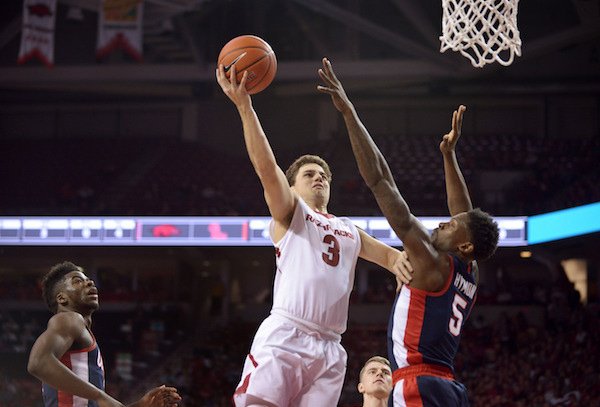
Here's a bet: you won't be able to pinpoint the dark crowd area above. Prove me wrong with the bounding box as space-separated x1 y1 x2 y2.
1 262 598 406
1 134 599 218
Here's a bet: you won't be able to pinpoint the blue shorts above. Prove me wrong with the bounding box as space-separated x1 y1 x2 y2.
391 365 469 406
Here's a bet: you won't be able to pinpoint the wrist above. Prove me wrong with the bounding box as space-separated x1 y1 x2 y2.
93 389 108 401
237 103 254 116
340 102 355 117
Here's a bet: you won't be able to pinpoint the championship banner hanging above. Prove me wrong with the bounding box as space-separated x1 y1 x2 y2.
18 0 57 67
96 0 144 61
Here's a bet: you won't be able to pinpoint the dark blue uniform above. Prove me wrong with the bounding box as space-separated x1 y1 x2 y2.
42 332 105 407
388 254 476 406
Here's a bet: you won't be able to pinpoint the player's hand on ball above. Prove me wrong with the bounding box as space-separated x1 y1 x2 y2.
216 63 251 109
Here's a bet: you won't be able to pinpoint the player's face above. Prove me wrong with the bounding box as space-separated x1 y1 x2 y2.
358 361 393 398
431 212 471 252
60 270 99 312
292 163 331 205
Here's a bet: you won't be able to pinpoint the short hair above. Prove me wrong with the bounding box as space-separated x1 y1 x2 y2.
359 356 391 382
467 208 499 261
42 261 82 313
285 154 332 186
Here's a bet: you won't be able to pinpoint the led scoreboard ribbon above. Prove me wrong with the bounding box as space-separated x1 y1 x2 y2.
0 216 527 247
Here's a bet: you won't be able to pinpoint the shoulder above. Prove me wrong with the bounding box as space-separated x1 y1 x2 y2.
296 196 310 213
49 311 86 324
47 312 87 336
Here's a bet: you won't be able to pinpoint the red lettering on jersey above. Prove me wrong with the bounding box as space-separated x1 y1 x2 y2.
306 214 351 237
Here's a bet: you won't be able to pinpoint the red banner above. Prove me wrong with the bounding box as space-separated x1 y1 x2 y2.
18 0 57 67
96 0 144 61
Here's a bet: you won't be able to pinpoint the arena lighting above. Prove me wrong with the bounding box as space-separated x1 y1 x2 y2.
527 202 600 245
520 251 532 258
0 216 526 247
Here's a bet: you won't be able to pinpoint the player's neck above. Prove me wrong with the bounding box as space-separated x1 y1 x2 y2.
304 197 328 214
362 394 388 407
313 204 328 214
452 250 471 264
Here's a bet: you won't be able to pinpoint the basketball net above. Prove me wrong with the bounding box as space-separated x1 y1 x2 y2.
440 0 522 68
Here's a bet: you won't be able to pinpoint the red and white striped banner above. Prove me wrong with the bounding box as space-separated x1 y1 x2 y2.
18 0 57 67
96 0 144 61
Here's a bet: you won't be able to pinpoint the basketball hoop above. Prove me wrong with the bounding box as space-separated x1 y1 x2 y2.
440 0 522 68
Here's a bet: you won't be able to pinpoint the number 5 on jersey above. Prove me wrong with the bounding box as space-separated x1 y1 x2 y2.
449 293 468 336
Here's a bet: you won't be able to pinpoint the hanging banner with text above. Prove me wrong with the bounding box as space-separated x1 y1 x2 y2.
18 0 57 67
97 0 144 61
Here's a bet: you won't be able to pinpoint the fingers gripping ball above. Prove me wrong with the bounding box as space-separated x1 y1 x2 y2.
217 35 277 94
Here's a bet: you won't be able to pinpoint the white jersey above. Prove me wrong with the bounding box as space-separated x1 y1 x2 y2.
270 197 361 335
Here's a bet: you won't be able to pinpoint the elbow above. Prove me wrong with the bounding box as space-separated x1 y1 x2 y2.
361 167 385 190
362 161 391 190
27 354 48 378
27 358 41 377
253 160 278 180
365 178 382 191
365 175 388 193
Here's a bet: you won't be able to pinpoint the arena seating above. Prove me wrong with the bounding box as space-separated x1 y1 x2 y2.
1 263 598 406
2 134 598 217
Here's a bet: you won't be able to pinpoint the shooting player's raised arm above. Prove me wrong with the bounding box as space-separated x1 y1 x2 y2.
216 63 297 231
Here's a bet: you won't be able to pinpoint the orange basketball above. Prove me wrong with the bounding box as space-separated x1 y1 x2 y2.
217 35 277 95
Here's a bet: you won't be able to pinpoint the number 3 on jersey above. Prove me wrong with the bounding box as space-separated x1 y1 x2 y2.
322 234 340 266
449 293 468 336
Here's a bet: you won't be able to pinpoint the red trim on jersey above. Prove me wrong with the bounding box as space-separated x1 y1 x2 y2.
402 376 423 407
248 354 258 367
63 328 97 355
404 255 455 298
233 353 259 397
233 373 252 397
394 365 454 407
58 354 73 406
393 364 454 385
405 292 425 365
315 210 334 219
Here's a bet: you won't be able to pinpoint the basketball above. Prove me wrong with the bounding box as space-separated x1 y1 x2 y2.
217 35 277 95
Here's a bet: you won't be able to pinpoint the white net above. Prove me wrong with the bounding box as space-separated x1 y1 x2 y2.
440 0 522 68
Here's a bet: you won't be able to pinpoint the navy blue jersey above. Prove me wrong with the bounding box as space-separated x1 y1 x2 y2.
388 254 477 373
42 332 105 407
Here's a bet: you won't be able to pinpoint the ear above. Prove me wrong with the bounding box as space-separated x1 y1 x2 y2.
357 382 365 394
56 292 68 306
458 242 474 256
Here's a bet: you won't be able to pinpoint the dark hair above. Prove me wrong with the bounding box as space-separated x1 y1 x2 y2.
285 155 332 186
467 208 499 261
42 261 82 313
